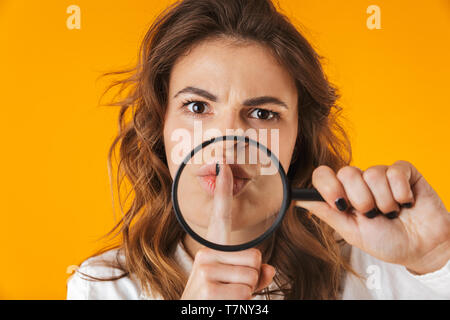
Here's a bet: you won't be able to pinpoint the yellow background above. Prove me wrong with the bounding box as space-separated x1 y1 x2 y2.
0 0 448 299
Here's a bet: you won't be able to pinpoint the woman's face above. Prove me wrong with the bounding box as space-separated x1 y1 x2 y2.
163 38 298 244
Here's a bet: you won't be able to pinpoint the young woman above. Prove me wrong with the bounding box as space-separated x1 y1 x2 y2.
67 0 450 299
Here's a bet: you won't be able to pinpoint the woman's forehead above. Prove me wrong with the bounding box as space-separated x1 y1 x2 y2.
169 39 297 102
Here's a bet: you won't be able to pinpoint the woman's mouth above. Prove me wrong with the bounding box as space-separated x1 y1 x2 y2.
196 164 253 197
197 175 250 197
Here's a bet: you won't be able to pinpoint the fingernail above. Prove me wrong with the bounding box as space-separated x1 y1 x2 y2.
400 202 413 209
364 208 379 219
386 211 399 219
216 162 220 176
335 198 348 211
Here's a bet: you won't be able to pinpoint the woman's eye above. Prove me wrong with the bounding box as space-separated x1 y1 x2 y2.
249 108 278 121
184 101 209 114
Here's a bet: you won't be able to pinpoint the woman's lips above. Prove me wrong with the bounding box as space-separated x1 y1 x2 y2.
197 175 249 197
196 163 252 197
196 163 253 179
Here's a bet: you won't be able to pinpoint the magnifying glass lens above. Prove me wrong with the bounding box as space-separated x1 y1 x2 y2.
176 138 284 247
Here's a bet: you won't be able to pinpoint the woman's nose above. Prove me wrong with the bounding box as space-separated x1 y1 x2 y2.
212 107 246 135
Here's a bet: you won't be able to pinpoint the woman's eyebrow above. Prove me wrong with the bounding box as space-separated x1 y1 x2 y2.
173 86 288 109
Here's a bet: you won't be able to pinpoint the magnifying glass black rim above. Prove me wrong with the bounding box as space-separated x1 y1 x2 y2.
171 135 290 252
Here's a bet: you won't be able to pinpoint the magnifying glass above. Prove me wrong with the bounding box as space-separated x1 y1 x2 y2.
171 135 325 251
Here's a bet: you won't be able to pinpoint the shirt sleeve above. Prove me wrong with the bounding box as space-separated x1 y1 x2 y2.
341 246 450 299
66 249 142 300
66 268 89 300
402 259 450 297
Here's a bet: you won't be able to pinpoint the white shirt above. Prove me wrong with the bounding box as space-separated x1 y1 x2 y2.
66 242 450 300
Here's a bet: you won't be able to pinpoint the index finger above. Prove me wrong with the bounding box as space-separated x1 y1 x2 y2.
206 163 233 245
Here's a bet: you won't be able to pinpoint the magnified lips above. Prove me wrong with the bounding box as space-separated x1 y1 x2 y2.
196 163 253 196
197 163 253 179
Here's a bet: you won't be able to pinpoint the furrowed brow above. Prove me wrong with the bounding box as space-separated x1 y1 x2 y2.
174 86 217 102
174 86 288 108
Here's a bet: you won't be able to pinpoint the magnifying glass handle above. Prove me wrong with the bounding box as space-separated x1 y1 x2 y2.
291 187 325 201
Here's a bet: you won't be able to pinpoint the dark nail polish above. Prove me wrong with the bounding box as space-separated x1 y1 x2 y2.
386 211 399 219
400 202 413 209
335 198 348 211
216 162 220 176
364 208 379 219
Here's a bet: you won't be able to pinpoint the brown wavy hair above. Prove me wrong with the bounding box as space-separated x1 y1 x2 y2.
77 0 359 299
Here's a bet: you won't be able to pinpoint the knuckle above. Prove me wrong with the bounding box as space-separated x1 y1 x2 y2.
362 167 384 184
203 283 217 298
248 248 262 267
312 165 333 181
311 166 338 197
337 166 360 181
196 264 211 279
319 182 335 197
386 166 406 181
236 285 252 299
195 248 210 263
248 268 259 287
314 165 332 176
393 159 411 167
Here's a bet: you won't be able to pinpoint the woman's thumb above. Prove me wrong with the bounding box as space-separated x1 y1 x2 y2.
254 264 276 293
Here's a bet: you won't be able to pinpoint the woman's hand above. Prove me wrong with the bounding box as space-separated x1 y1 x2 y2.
181 163 275 299
296 160 450 275
181 247 275 299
